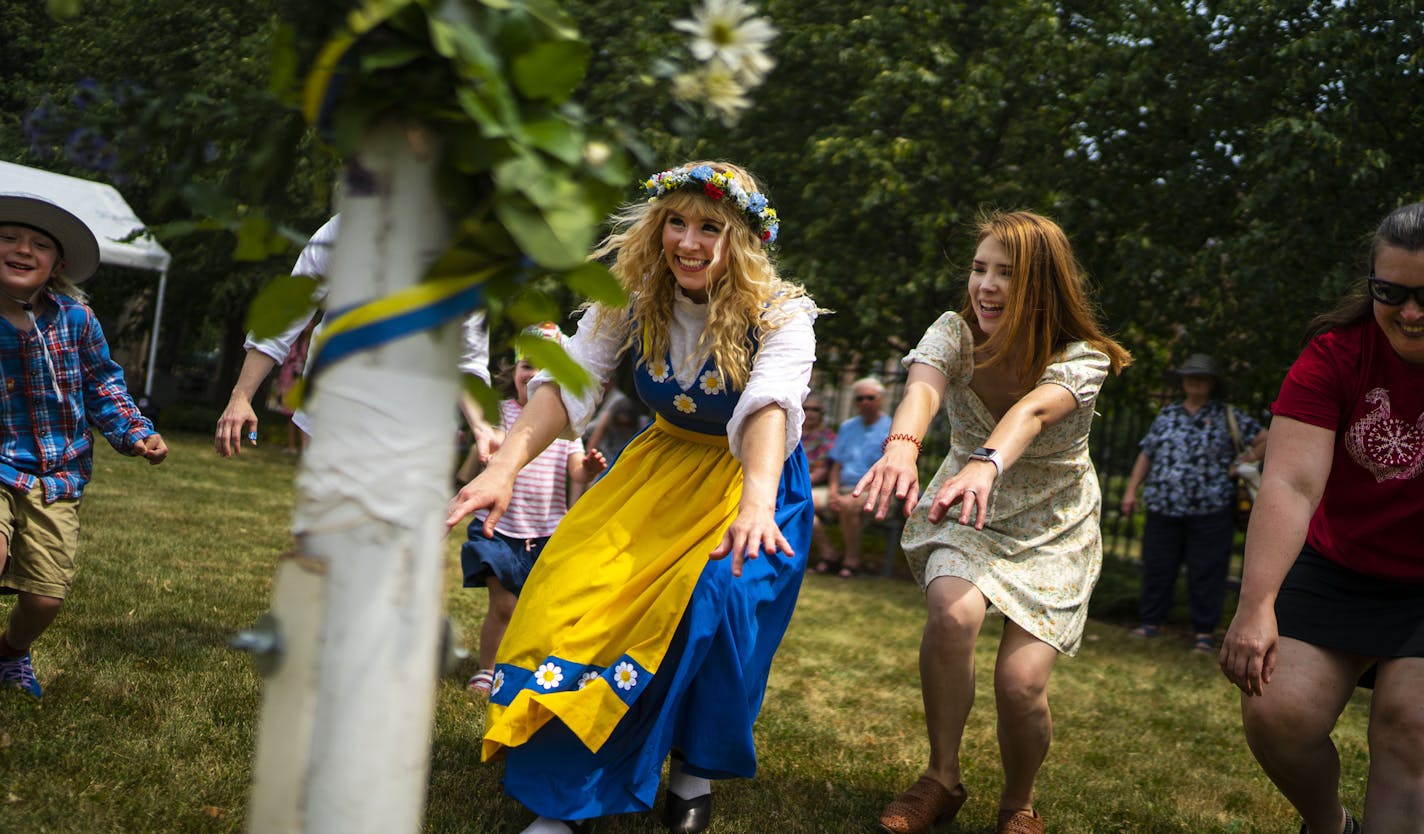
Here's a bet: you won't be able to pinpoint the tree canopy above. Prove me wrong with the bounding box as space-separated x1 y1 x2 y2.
4 0 1421 409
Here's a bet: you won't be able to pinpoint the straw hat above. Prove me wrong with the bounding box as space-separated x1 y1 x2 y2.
0 192 101 282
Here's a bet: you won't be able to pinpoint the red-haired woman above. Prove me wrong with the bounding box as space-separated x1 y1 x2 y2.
855 211 1130 834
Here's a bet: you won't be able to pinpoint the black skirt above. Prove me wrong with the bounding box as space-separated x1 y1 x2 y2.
1276 545 1424 688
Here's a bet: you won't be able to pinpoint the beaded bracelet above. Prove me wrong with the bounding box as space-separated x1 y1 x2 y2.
881 433 922 455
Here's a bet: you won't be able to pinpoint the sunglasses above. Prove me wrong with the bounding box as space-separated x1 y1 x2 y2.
855 394 879 402
1368 275 1424 307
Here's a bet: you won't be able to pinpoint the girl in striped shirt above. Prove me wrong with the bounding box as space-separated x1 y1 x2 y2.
461 323 606 694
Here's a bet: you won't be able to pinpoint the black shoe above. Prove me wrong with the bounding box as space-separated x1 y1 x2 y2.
662 792 711 834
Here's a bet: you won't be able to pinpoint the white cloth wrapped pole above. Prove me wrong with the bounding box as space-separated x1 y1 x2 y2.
246 121 458 834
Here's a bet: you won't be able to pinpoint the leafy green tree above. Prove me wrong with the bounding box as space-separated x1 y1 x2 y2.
570 0 1091 372
8 0 1421 413
1055 0 1424 407
4 0 341 400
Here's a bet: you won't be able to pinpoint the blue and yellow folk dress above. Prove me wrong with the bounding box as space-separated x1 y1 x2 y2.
483 317 814 821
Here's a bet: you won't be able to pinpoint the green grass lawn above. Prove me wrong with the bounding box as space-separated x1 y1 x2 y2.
0 433 1371 832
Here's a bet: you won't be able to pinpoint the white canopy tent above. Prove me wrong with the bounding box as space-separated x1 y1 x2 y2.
0 159 172 401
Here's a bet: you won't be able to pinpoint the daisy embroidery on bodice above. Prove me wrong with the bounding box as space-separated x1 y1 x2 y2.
636 345 739 435
1344 387 1424 482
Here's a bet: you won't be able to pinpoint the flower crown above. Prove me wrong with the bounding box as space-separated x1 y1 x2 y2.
641 164 780 246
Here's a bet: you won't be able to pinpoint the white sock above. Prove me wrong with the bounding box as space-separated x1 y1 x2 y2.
519 817 582 834
668 757 712 800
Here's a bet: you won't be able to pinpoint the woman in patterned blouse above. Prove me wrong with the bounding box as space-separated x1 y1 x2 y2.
1120 354 1267 654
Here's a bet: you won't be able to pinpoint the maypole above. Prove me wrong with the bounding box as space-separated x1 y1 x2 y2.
222 0 774 828
243 120 456 833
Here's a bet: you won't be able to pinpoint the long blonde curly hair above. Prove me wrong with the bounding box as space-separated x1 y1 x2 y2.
588 161 810 391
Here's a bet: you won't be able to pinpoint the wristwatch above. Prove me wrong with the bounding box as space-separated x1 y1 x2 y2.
968 446 1002 476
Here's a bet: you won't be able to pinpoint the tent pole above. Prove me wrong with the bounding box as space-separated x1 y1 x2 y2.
143 267 168 403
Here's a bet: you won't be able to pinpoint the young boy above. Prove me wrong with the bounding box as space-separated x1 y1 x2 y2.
0 192 168 699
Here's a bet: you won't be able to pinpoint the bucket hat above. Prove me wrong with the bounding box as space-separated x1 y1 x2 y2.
1167 353 1220 378
0 192 101 282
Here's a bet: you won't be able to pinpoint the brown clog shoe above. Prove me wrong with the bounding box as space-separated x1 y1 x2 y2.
997 808 1045 834
878 776 967 834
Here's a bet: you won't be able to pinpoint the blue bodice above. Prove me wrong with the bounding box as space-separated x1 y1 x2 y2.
633 346 738 436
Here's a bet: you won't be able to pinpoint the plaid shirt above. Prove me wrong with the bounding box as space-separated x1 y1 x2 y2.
0 290 154 503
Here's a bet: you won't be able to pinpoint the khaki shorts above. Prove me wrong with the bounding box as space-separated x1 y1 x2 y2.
0 484 82 599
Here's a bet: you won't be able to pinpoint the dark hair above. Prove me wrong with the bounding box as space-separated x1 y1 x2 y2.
492 358 519 400
1305 202 1424 343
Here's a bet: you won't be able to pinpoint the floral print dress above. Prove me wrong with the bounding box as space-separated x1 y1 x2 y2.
900 312 1111 655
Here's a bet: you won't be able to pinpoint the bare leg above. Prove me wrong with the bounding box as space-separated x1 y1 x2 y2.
919 576 988 789
478 579 519 670
810 514 834 562
1364 657 1424 831
0 534 65 658
837 500 864 570
993 621 1059 813
3 592 63 653
1241 637 1364 834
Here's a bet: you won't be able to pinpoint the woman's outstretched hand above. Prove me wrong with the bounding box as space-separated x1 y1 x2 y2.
710 504 792 578
926 463 997 529
852 448 921 522
445 470 514 537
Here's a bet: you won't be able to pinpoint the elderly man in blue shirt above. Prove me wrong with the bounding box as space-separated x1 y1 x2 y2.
821 377 892 577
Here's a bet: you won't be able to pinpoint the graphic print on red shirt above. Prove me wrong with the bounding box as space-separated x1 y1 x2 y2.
1272 320 1424 581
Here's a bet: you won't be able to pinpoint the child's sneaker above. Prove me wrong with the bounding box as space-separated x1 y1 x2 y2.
0 652 42 699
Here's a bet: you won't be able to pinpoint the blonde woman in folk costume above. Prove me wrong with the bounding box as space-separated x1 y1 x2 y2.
854 211 1130 834
446 161 817 834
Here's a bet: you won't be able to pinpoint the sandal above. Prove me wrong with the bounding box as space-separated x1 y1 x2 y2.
813 557 841 575
1129 624 1160 639
837 565 860 579
1191 634 1215 655
466 669 494 695
878 776 967 834
997 808 1045 834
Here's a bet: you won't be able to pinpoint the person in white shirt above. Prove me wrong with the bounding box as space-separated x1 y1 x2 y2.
213 215 490 457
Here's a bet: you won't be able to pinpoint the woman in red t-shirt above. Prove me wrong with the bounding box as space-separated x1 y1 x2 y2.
1220 202 1424 834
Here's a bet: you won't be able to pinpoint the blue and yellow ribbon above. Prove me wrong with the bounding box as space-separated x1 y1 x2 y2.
286 268 495 410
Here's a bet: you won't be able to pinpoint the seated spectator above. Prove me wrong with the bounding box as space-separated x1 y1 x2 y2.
801 393 837 570
819 377 892 577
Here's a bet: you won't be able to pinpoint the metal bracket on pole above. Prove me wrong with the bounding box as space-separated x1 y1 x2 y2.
230 612 285 677
440 617 468 677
